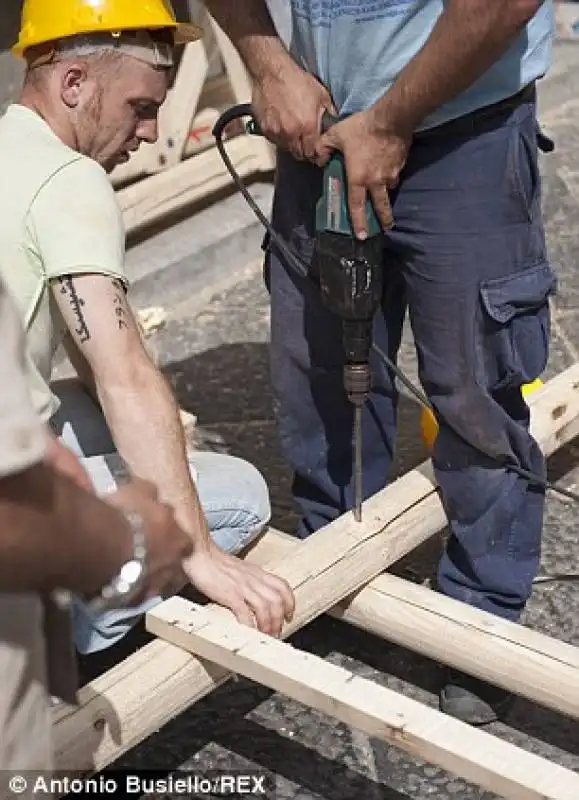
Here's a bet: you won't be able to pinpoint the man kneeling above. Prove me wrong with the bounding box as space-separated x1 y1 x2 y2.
0 0 294 655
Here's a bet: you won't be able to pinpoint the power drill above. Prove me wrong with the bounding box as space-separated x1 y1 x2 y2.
211 106 579 531
212 105 384 522
313 112 384 521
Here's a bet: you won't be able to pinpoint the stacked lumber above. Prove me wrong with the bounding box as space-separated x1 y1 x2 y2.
53 364 579 798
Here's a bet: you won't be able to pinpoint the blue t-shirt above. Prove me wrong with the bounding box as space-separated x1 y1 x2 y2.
288 0 554 130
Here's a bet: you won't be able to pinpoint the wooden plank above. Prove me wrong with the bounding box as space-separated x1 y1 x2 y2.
52 363 579 775
118 134 273 235
247 529 579 719
155 39 209 167
148 597 579 800
53 466 441 775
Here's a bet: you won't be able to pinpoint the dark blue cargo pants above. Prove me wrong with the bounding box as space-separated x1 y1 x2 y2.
263 87 558 621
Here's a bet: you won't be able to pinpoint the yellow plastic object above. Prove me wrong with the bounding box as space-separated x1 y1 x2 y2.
521 377 543 398
420 405 440 452
420 378 544 451
12 0 202 57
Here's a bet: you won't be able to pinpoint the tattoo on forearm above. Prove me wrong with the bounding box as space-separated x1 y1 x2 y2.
111 278 129 331
59 276 90 343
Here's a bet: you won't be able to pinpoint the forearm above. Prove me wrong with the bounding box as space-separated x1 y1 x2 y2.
374 0 544 134
51 273 209 550
94 359 210 550
64 333 98 403
0 464 132 595
203 0 294 81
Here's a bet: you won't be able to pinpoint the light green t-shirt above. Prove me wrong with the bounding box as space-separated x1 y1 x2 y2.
0 104 127 422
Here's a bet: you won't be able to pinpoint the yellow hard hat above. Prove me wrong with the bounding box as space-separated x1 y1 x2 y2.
12 0 203 58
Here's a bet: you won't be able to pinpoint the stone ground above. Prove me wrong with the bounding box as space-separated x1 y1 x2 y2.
2 8 579 798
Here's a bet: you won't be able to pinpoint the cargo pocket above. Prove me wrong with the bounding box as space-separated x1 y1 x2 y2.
477 261 557 392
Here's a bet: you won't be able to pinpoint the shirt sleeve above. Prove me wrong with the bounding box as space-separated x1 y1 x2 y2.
28 157 128 286
0 280 49 478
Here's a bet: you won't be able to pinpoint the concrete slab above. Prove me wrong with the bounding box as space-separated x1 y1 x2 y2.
126 184 273 311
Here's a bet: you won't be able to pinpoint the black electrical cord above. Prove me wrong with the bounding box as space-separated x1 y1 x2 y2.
212 108 579 509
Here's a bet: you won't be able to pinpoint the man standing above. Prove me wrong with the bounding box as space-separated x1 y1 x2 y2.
0 273 195 779
1 0 294 656
205 0 557 723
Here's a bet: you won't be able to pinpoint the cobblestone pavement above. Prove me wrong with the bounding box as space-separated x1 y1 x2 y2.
2 12 579 798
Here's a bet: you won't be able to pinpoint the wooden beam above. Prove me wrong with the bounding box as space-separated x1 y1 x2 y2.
118 134 274 236
52 364 579 776
247 530 579 719
53 463 441 775
148 597 579 800
154 39 210 168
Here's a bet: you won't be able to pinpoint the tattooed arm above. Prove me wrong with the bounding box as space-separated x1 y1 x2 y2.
60 281 156 404
36 158 293 635
50 273 211 553
51 272 295 636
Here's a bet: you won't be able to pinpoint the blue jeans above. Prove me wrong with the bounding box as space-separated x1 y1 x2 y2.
49 378 271 654
265 89 556 621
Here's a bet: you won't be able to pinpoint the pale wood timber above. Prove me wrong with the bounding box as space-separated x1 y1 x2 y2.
52 363 579 776
247 530 579 720
118 134 274 236
148 596 579 800
155 31 210 169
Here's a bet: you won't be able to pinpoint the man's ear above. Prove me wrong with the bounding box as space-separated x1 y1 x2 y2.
60 63 90 109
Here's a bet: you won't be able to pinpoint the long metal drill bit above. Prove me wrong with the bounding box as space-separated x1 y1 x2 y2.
354 405 363 521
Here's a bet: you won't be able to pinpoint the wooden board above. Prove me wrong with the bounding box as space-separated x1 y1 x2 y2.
52 363 579 777
53 459 443 775
247 529 579 720
148 596 579 800
118 133 274 236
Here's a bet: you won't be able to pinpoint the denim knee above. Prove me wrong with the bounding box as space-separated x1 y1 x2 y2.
72 592 162 654
189 451 272 554
73 452 272 655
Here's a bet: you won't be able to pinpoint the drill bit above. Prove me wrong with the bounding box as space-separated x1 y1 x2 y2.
354 405 363 522
344 362 370 523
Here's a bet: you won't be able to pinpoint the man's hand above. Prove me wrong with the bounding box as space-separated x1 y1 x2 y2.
183 543 295 638
106 478 193 603
253 61 336 162
45 435 94 493
314 109 412 238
